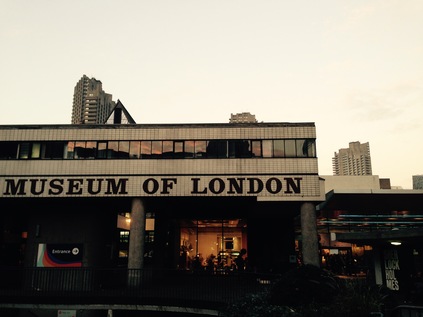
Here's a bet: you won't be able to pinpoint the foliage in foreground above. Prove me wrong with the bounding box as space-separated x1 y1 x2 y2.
221 265 393 317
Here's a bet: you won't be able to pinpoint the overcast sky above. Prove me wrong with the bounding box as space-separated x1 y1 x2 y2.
1 0 422 189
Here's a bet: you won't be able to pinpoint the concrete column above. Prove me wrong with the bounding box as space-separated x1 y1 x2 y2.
300 202 320 267
373 247 383 285
127 198 145 287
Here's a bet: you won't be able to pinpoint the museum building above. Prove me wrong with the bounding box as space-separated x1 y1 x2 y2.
0 122 323 273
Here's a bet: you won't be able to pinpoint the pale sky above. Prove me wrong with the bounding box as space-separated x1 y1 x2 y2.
1 1 422 189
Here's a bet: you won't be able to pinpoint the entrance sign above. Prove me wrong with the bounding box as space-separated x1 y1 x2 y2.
37 244 83 267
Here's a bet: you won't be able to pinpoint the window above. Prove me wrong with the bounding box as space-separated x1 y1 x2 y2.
141 141 152 158
44 142 66 159
285 140 296 157
31 143 41 159
97 142 107 159
107 141 119 159
195 141 207 158
229 140 251 158
273 140 285 158
0 142 18 159
66 142 75 159
118 141 130 159
151 141 162 158
184 141 194 158
162 141 173 158
174 141 184 158
251 140 261 157
2 137 317 161
262 140 272 158
129 141 140 159
207 140 227 158
19 143 31 159
85 141 97 159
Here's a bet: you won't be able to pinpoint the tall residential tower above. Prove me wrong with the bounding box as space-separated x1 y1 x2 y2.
71 75 115 124
332 141 372 176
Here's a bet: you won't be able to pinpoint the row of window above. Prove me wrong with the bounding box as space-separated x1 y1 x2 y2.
0 139 316 160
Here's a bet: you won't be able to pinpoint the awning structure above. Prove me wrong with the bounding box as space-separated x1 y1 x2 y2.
316 189 423 245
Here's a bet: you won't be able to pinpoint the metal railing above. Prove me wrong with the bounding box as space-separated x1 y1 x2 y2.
0 267 275 309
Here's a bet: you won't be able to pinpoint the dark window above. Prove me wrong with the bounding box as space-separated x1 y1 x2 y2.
97 142 107 159
229 140 251 158
44 142 66 159
0 142 18 159
19 143 31 159
207 140 227 158
74 141 86 159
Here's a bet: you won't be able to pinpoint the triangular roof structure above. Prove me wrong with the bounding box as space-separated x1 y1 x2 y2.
105 100 136 124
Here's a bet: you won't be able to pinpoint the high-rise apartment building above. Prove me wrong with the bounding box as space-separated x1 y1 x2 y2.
332 141 372 176
413 175 423 189
71 75 115 124
229 112 258 123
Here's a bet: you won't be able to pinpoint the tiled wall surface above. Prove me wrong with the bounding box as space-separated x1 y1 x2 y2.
0 124 322 201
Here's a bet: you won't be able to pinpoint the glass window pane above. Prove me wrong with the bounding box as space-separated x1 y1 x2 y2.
307 139 316 157
174 141 184 158
206 141 218 158
141 141 152 158
299 139 316 157
31 143 41 159
66 142 75 159
184 141 194 158
273 140 285 157
217 140 227 158
19 143 30 159
108 141 119 159
296 140 307 158
97 142 107 159
129 141 140 159
195 141 207 158
118 141 130 158
74 141 86 159
151 141 162 158
85 141 96 159
44 142 65 159
229 140 251 158
262 140 272 158
285 140 296 157
162 141 173 158
251 141 261 157
0 142 19 159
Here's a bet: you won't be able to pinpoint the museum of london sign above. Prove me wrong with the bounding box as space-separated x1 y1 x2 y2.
0 175 319 198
